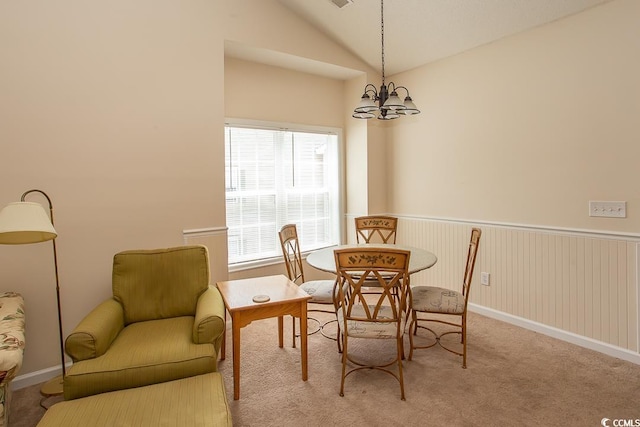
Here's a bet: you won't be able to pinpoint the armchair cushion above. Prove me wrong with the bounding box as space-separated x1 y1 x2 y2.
64 316 217 400
113 246 210 324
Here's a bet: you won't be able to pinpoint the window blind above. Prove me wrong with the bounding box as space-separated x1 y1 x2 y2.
225 125 340 264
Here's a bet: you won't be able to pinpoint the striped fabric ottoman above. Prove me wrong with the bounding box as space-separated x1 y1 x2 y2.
37 373 232 426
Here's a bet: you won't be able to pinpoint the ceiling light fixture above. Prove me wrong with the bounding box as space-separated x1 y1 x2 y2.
330 0 353 9
353 0 420 120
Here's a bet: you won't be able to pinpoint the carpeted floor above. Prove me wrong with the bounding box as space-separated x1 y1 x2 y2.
10 311 640 426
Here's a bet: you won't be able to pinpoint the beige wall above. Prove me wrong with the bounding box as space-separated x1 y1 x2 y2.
387 0 640 233
0 0 226 379
224 57 345 126
0 0 370 381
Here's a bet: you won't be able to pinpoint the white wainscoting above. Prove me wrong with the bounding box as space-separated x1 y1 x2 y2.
392 215 640 364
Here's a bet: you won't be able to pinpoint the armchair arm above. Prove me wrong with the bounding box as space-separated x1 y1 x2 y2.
193 287 226 347
65 299 125 361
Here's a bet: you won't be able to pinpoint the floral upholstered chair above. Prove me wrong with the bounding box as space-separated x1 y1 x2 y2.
0 292 25 427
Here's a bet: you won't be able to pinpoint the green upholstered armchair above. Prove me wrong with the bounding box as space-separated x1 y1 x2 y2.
63 245 226 400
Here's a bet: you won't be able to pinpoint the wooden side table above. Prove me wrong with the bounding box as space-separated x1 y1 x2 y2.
216 275 311 400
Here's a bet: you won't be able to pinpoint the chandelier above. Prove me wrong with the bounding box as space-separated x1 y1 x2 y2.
352 0 420 120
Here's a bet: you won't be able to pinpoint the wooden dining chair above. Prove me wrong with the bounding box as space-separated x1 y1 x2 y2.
279 224 338 347
407 228 481 368
333 247 411 400
354 215 400 299
354 215 398 244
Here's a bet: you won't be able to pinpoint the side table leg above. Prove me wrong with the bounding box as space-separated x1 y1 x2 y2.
300 303 308 381
278 316 284 348
232 314 241 400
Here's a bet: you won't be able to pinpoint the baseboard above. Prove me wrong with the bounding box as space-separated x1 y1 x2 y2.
469 303 640 365
11 363 69 391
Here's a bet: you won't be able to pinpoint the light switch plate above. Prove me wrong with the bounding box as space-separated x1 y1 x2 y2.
589 201 626 218
480 272 490 286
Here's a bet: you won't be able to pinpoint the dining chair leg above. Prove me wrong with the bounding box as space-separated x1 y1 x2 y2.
397 336 406 401
407 311 416 361
462 314 467 369
339 335 348 397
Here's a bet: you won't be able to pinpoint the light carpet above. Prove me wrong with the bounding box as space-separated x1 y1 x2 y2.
11 311 640 426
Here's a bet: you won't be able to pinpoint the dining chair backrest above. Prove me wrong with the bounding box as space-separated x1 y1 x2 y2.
333 247 411 323
462 228 482 302
278 224 305 284
354 216 398 244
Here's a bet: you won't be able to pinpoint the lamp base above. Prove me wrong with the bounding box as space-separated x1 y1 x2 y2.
40 375 64 409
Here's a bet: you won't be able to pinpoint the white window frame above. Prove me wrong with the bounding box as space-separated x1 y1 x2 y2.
225 118 345 271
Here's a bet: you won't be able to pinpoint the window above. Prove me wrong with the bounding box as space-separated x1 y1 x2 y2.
225 122 341 265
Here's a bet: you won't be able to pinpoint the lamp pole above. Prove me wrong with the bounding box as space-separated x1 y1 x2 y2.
20 190 66 379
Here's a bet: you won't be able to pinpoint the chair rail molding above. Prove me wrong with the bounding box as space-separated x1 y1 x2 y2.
182 226 228 239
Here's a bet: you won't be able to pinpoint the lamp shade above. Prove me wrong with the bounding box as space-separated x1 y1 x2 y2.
354 94 378 113
397 96 420 115
0 202 57 244
381 91 406 111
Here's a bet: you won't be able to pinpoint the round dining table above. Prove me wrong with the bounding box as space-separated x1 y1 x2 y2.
306 243 437 275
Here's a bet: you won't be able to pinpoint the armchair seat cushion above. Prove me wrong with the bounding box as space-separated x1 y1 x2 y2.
64 316 216 400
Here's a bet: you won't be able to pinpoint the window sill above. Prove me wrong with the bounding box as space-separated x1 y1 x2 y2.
228 245 337 273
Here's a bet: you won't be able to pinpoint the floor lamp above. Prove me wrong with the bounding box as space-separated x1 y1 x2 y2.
0 189 66 399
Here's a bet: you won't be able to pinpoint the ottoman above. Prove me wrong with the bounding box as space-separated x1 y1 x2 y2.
37 373 232 426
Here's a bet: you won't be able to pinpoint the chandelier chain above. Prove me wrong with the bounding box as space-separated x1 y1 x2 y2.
380 0 385 85
352 0 419 119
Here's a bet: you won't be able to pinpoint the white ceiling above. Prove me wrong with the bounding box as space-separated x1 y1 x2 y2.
261 0 612 78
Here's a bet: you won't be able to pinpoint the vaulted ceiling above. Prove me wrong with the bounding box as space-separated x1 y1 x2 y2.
271 0 612 76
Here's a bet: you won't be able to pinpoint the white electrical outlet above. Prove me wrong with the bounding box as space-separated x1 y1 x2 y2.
589 201 626 218
480 272 490 286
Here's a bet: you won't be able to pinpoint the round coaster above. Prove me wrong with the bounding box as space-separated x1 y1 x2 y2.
252 294 270 303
